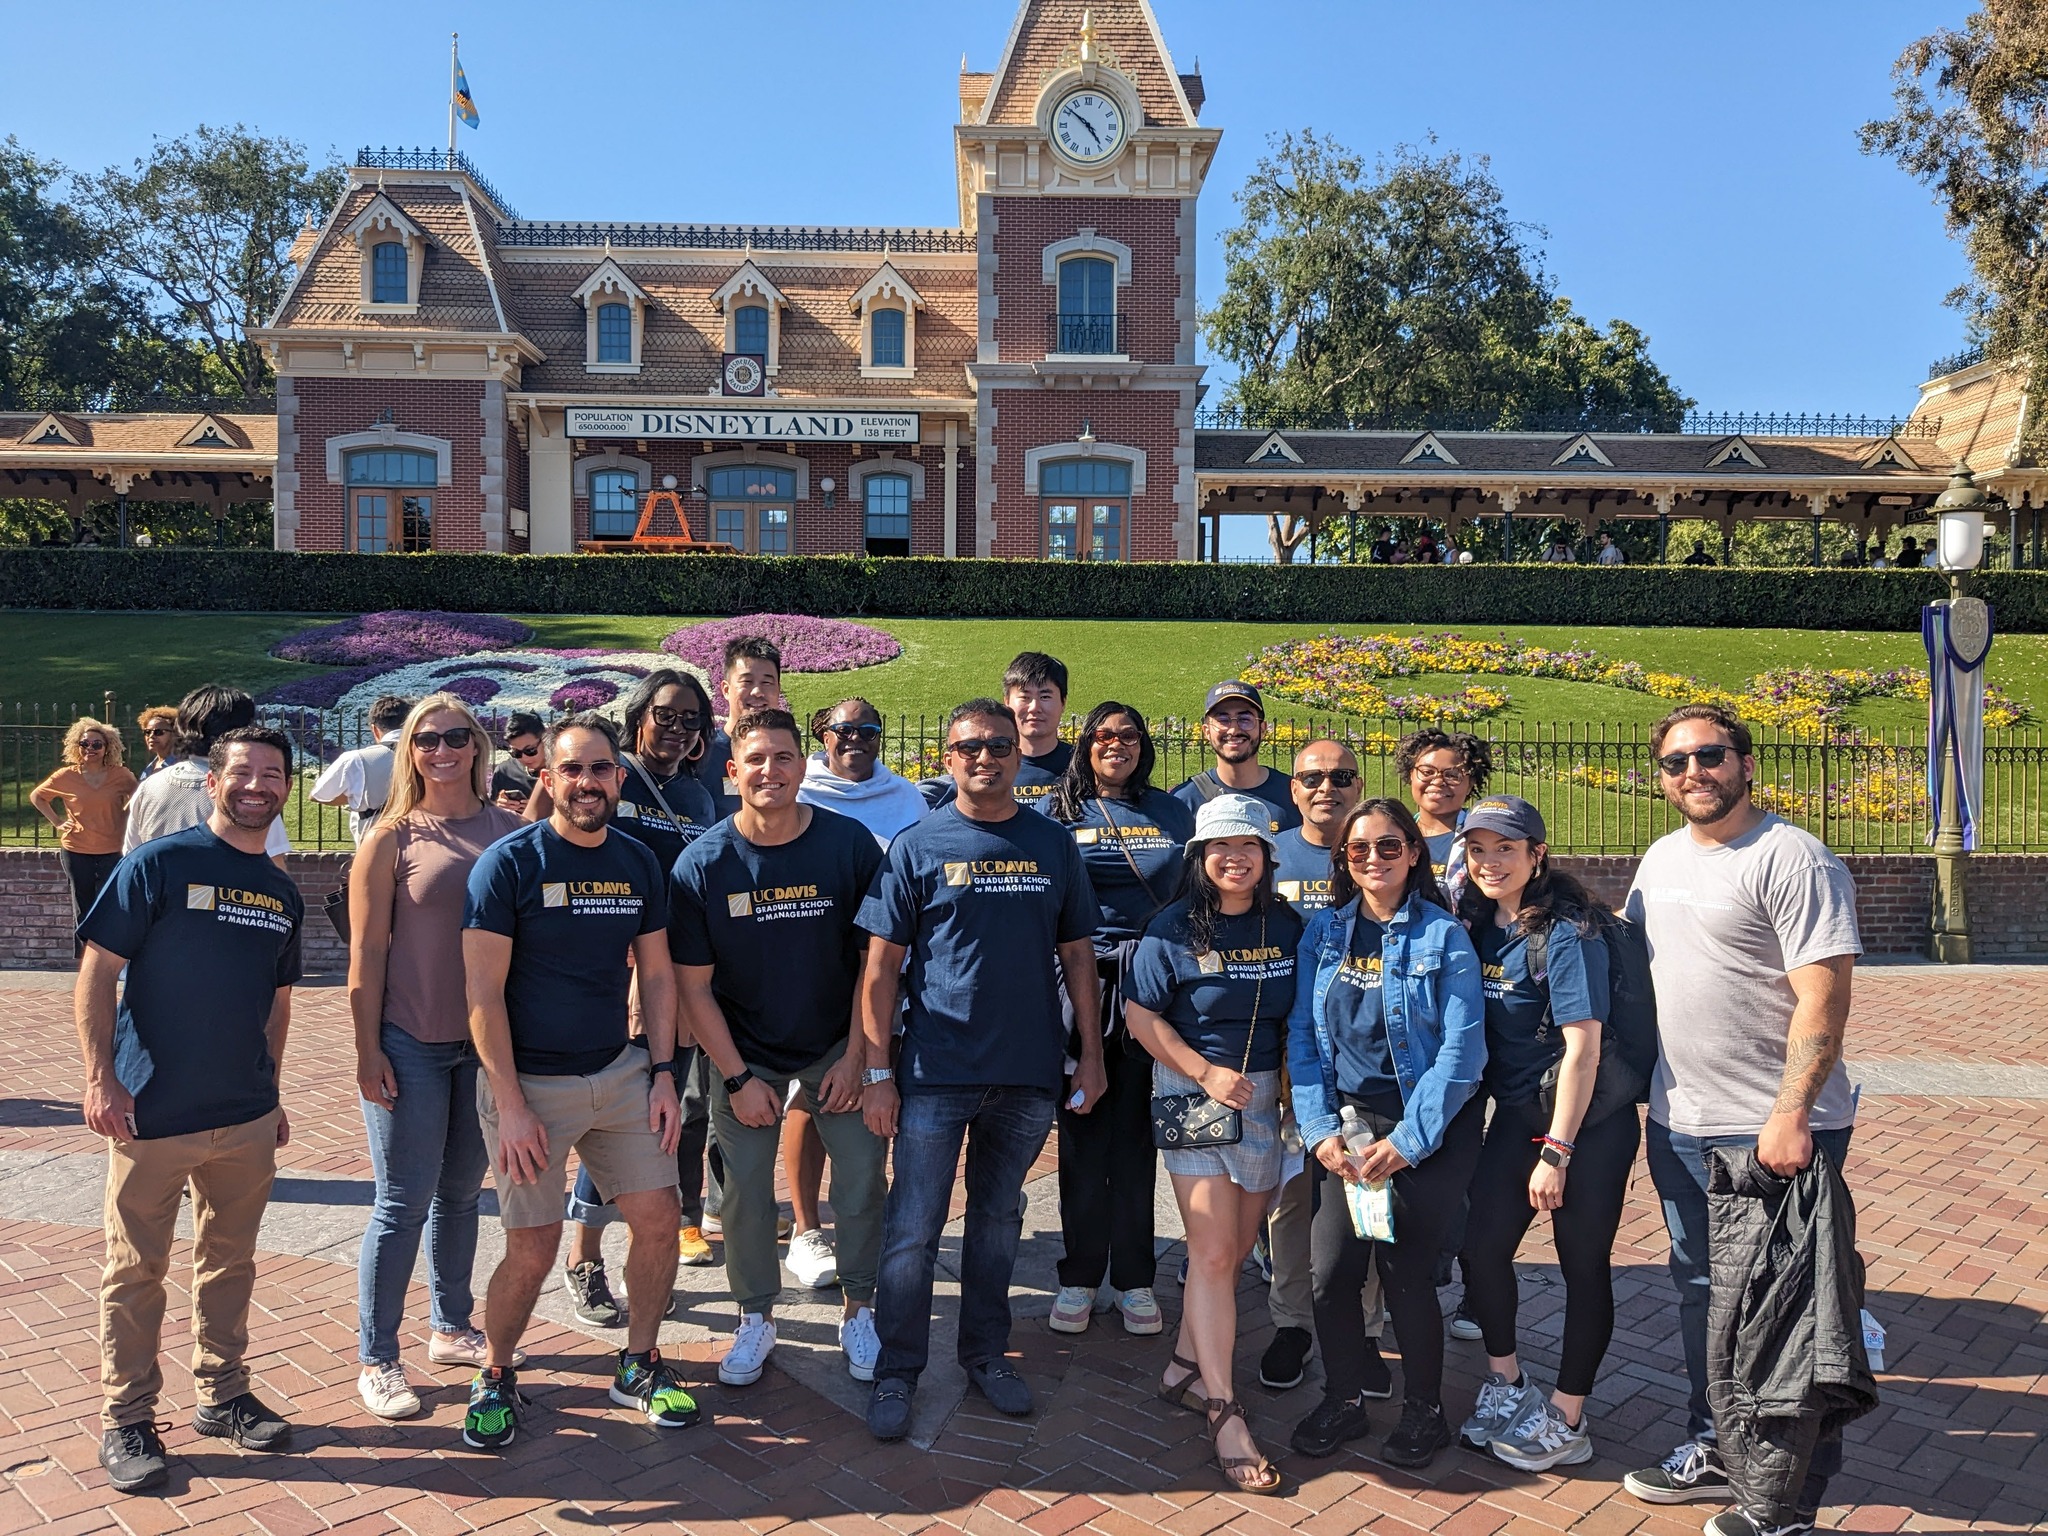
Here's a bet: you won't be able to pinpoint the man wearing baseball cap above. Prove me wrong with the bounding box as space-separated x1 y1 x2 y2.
1171 682 1300 836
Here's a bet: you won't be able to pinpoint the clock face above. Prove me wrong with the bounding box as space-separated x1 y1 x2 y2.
1052 89 1127 166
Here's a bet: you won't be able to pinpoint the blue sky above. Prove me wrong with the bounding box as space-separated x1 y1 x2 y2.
10 0 1975 554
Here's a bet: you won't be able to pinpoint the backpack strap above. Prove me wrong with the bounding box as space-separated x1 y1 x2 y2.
1192 769 1227 803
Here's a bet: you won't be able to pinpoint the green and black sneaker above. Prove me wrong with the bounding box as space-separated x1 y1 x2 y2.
610 1348 701 1429
462 1366 524 1451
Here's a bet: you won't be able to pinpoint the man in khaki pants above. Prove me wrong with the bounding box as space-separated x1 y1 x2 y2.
75 725 305 1494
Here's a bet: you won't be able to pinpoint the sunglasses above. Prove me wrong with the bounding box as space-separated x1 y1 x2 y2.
79 738 107 751
1655 744 1734 776
142 724 172 737
508 743 542 760
413 728 474 752
553 760 619 780
947 737 1015 759
824 722 883 742
1090 726 1143 748
1344 835 1413 865
1297 768 1358 790
650 706 704 731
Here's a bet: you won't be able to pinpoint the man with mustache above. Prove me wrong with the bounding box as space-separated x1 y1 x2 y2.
1171 680 1301 835
77 726 306 1494
460 713 692 1451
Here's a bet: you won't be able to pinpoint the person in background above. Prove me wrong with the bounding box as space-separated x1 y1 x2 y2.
134 707 179 780
1172 680 1300 835
922 650 1073 811
1042 702 1194 1339
1597 532 1626 566
696 637 787 818
490 712 545 814
1621 704 1861 1536
1542 536 1577 563
1368 530 1394 564
1869 543 1890 570
123 685 292 864
347 694 524 1420
312 695 413 845
1389 541 1412 565
1681 541 1716 568
1453 795 1637 1473
77 726 304 1494
1413 529 1438 564
1126 793 1300 1497
1260 740 1386 1396
1895 536 1924 569
1286 798 1486 1470
33 718 139 952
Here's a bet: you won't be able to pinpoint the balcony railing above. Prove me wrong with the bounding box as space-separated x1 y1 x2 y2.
354 147 519 219
1047 312 1126 357
1927 344 1988 380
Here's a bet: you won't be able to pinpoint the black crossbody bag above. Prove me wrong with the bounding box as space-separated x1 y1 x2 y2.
1150 911 1265 1150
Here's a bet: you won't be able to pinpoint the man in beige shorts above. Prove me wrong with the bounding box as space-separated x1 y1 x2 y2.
460 712 698 1450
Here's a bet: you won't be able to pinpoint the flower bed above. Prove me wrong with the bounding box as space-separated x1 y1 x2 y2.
262 649 699 724
661 614 900 678
269 610 534 666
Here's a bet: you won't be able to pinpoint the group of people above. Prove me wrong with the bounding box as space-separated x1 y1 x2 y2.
73 640 1866 1536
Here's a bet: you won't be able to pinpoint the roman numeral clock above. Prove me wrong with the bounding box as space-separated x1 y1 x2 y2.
1051 88 1127 168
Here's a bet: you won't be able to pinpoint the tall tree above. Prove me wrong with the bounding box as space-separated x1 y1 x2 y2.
1860 6 2048 457
76 125 344 396
1203 134 1689 559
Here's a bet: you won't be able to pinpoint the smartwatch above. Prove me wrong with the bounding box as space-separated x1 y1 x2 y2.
648 1058 686 1086
723 1067 756 1096
862 1067 895 1087
1537 1142 1572 1170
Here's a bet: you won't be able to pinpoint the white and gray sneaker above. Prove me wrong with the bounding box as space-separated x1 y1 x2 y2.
1458 1370 1540 1450
787 1229 839 1289
1625 1439 1733 1503
718 1312 777 1387
358 1361 422 1420
1491 1395 1593 1471
840 1305 880 1382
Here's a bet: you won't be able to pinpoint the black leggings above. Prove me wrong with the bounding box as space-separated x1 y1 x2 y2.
1458 1095 1641 1397
1311 1093 1485 1406
58 849 120 957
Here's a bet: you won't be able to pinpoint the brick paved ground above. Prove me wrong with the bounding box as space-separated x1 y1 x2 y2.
0 966 2042 1536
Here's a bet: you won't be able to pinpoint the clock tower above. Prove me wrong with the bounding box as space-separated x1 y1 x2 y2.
958 1 1220 560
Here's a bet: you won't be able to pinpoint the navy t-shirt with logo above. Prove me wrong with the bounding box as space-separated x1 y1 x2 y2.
1171 768 1303 834
1325 916 1399 1100
667 805 886 1075
857 804 1102 1091
1045 787 1196 946
615 758 717 870
78 825 303 1139
1127 899 1302 1073
464 820 667 1076
1474 917 1608 1105
692 730 739 819
1272 827 1339 914
923 742 1072 812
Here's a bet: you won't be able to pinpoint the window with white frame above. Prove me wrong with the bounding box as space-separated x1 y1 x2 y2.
1041 459 1128 561
864 472 912 557
851 261 924 378
596 304 633 364
735 305 769 357
870 307 906 369
589 468 640 539
346 193 427 312
371 242 408 304
574 258 649 373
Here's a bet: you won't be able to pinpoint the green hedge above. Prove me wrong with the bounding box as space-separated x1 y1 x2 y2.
4 549 2045 630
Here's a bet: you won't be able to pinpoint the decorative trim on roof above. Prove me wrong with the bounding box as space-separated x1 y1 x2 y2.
344 193 428 248
1860 436 1921 471
1246 431 1302 466
1551 433 1614 468
711 260 787 310
1400 432 1459 467
1706 437 1766 470
174 414 249 450
849 261 927 313
17 412 86 447
571 256 651 307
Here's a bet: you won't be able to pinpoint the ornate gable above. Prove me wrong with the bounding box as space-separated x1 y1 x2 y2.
1246 431 1302 466
980 0 1196 128
571 255 650 307
174 414 250 450
17 412 87 447
343 192 428 249
850 261 927 314
1551 432 1614 468
1400 432 1459 467
1706 436 1766 470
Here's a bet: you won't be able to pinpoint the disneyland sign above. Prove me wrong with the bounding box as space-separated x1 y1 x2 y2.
565 406 921 444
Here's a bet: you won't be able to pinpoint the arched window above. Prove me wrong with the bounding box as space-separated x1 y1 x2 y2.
371 242 409 305
707 465 796 554
1054 256 1118 354
346 449 436 552
864 472 912 557
1041 459 1129 561
734 304 770 357
596 303 633 364
870 307 906 370
590 469 640 539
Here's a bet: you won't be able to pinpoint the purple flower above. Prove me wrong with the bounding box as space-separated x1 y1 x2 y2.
441 676 502 706
661 614 900 676
552 679 619 711
270 610 533 666
259 664 391 708
433 657 537 678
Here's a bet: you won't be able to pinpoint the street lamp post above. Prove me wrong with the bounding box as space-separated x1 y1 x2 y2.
1925 467 1998 963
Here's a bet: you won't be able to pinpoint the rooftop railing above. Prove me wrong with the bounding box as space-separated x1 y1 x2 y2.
494 222 977 253
354 147 520 220
1927 344 1988 380
1193 407 1943 439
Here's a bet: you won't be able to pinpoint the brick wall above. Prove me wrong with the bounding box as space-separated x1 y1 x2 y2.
989 198 1183 364
289 378 489 553
988 389 1183 559
2 850 349 975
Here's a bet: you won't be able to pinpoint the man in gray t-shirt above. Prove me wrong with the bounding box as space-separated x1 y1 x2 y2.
1619 706 1861 1532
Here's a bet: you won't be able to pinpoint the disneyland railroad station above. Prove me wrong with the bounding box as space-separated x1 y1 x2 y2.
5 0 2046 563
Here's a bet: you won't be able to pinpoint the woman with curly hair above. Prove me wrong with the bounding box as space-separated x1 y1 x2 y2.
134 706 179 780
1393 728 1494 902
32 718 138 950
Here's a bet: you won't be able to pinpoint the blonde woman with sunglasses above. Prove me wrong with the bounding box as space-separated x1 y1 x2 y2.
32 718 138 950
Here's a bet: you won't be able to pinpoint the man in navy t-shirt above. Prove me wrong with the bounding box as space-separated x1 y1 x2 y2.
670 709 888 1391
461 713 696 1451
693 635 787 819
1171 680 1301 834
76 726 304 1494
920 649 1073 811
856 698 1105 1440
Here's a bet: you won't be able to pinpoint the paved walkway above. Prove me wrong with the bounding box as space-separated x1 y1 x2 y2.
0 966 2042 1535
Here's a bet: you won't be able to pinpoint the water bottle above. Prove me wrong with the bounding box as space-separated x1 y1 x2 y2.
1338 1107 1396 1242
1340 1105 1376 1158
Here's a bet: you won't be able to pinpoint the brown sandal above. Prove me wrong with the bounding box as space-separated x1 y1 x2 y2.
1158 1352 1205 1413
1205 1397 1283 1495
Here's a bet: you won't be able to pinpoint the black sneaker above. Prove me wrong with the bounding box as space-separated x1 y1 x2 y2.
1703 1514 1814 1536
99 1422 170 1493
609 1349 702 1429
1624 1439 1733 1503
1358 1335 1394 1399
1448 1301 1483 1341
1381 1398 1453 1468
1259 1327 1312 1391
564 1260 625 1328
462 1366 524 1451
192 1391 292 1452
1290 1390 1373 1457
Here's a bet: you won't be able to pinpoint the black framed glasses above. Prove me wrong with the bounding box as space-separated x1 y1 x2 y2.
1297 768 1358 790
947 736 1016 759
1655 745 1733 776
824 722 883 742
650 706 704 731
1344 836 1413 864
79 737 107 751
413 728 475 752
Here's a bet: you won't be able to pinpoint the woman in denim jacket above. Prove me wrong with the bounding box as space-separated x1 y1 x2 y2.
1286 797 1487 1470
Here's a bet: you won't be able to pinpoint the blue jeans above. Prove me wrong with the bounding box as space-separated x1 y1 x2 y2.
1647 1119 1854 1493
873 1085 1056 1382
357 1024 487 1364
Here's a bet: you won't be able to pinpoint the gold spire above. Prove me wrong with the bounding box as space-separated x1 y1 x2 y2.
1079 9 1096 64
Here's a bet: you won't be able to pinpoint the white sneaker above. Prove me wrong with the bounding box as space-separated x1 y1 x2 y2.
1116 1287 1164 1336
786 1228 839 1289
840 1306 880 1382
358 1361 421 1420
426 1327 526 1368
718 1312 777 1387
1048 1285 1094 1334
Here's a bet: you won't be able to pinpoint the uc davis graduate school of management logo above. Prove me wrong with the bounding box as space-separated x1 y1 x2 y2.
186 883 292 935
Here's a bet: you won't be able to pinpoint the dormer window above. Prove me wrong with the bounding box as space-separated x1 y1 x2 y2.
344 193 428 313
573 257 650 374
871 308 905 368
712 261 788 378
735 305 769 357
851 261 925 378
597 303 632 362
372 242 408 304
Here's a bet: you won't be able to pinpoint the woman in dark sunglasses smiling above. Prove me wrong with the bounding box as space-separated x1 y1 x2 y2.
799 698 928 851
1285 796 1486 1470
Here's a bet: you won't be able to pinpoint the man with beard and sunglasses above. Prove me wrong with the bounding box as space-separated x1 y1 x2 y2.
77 727 305 1494
461 714 695 1451
1172 681 1300 834
1621 704 1861 1536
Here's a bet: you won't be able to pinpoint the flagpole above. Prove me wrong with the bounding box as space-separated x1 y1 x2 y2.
448 32 458 161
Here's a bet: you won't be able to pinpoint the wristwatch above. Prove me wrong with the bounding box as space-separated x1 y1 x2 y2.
862 1067 895 1087
648 1058 686 1086
722 1067 756 1095
1537 1142 1572 1170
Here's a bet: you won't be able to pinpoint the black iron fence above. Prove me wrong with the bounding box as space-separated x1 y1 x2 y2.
1048 312 1126 356
1193 407 1943 439
6 703 2042 855
354 147 519 218
494 221 978 253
